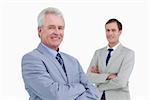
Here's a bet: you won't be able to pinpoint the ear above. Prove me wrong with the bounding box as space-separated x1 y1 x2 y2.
38 27 42 32
38 27 42 37
119 30 122 35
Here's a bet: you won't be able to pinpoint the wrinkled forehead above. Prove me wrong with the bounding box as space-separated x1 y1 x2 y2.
43 13 65 26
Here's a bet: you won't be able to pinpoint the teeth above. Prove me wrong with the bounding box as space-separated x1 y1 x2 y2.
51 37 60 39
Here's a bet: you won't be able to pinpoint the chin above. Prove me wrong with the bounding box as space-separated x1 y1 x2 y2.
54 43 61 47
108 40 114 44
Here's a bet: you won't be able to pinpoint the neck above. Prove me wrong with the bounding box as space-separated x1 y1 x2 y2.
50 47 59 52
108 42 119 48
42 42 59 51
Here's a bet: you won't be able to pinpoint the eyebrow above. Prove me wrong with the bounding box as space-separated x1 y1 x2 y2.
47 25 64 27
106 29 117 31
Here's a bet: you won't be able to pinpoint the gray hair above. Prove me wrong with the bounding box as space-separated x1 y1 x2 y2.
37 7 65 27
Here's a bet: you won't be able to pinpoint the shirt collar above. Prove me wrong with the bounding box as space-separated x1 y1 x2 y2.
41 43 59 58
107 42 120 51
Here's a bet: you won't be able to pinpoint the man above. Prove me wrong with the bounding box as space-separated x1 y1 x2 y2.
21 7 98 100
87 18 134 100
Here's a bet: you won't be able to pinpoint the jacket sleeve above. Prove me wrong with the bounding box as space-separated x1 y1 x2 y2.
75 60 99 100
86 51 109 84
98 51 135 91
22 54 86 100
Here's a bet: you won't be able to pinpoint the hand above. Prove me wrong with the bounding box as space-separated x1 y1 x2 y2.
90 65 100 74
106 73 117 80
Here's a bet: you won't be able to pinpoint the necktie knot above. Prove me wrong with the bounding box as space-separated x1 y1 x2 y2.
56 53 62 58
108 48 113 52
56 53 64 66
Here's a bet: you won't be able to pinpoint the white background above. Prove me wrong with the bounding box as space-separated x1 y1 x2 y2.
0 0 150 100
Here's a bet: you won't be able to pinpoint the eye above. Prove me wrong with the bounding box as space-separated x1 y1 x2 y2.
58 26 64 30
112 29 116 32
106 29 110 32
48 26 55 30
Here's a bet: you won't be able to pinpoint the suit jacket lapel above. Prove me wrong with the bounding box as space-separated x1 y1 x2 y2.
106 44 123 70
101 47 108 72
60 53 70 82
36 43 67 82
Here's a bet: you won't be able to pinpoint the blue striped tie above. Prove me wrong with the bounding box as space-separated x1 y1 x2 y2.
56 53 67 76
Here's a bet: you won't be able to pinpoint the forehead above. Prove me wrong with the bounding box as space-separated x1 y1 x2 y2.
106 22 118 29
44 13 64 26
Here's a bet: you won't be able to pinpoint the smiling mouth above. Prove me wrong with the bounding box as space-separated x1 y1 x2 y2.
109 36 115 38
51 37 60 39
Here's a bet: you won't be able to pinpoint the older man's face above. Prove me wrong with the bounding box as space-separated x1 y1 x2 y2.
38 13 64 51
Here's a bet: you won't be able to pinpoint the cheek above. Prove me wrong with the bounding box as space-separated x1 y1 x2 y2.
60 32 64 38
62 34 64 38
106 34 112 39
106 33 109 37
115 33 120 38
41 33 50 41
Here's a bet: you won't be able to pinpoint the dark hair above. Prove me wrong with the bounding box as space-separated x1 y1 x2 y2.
105 18 122 30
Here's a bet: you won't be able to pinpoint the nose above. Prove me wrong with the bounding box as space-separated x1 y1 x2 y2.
108 31 113 35
53 28 60 34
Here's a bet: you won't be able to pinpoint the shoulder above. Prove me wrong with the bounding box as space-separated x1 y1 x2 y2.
121 45 134 54
94 46 107 55
22 49 43 61
120 45 135 58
